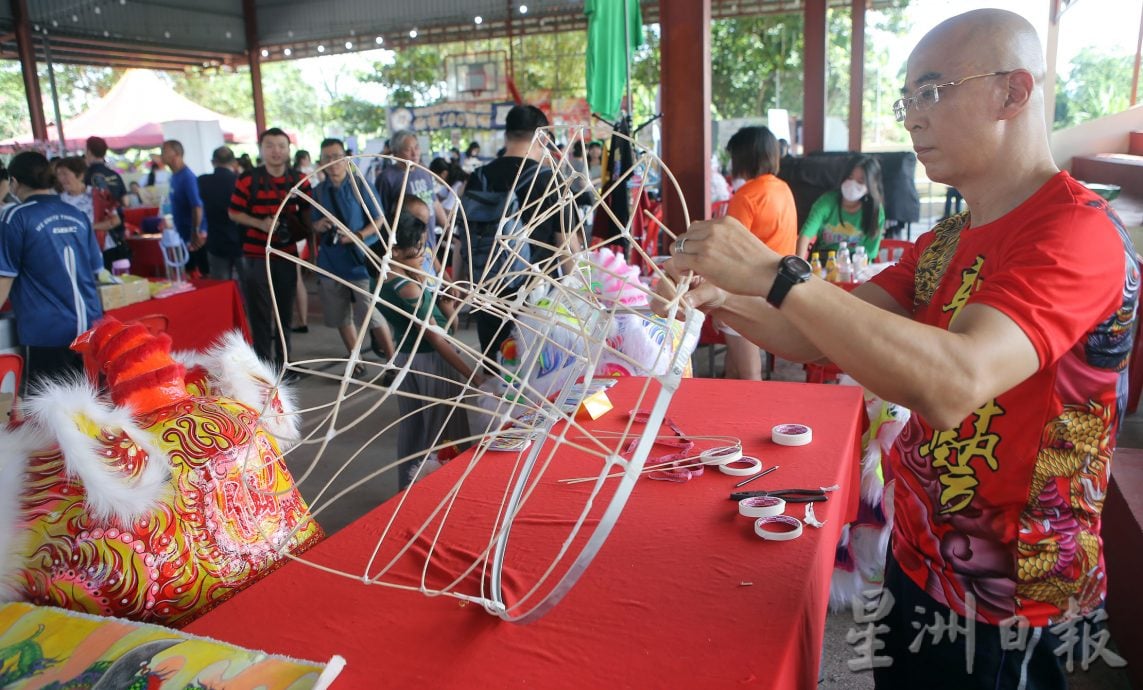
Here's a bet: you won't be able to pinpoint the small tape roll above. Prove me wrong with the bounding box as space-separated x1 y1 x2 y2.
772 423 812 446
754 515 803 541
717 455 762 477
700 445 743 466
738 495 785 518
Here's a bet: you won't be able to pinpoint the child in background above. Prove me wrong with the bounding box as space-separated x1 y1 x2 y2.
380 212 485 488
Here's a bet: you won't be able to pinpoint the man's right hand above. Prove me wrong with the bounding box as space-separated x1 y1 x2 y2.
652 262 728 319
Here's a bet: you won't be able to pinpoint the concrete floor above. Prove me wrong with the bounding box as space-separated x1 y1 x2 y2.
279 270 1138 688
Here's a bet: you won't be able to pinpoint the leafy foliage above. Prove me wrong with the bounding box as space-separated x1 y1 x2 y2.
1053 48 1135 130
361 45 445 108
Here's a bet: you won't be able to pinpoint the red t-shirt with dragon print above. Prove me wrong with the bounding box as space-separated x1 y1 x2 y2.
870 171 1138 627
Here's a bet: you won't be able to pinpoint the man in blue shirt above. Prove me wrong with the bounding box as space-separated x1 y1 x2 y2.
161 139 206 276
0 152 103 385
312 138 394 365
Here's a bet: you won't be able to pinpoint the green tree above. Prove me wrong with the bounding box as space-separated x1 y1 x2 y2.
362 46 445 108
0 62 30 140
168 68 253 120
1054 48 1134 130
39 64 121 118
325 96 387 138
630 24 661 126
0 62 121 141
710 15 803 120
707 6 910 146
167 63 320 141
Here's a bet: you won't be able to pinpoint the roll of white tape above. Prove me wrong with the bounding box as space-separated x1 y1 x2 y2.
771 423 812 447
738 495 785 518
700 445 743 466
754 515 803 541
717 455 762 477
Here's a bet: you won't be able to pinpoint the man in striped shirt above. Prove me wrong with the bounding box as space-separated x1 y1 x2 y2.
228 127 312 373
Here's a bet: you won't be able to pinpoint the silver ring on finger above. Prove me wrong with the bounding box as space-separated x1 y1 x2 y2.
675 237 687 254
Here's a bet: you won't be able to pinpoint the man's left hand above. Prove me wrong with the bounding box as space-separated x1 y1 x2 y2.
189 231 206 251
669 216 780 298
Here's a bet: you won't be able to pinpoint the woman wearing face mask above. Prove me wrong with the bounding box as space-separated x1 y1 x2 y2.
796 155 885 260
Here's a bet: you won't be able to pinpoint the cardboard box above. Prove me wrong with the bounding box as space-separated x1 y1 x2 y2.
99 277 152 311
120 277 151 306
99 283 126 310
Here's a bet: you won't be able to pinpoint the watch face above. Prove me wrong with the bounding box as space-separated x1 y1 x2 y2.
780 255 813 281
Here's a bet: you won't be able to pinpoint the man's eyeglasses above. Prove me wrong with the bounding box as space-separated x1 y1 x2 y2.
892 71 1012 123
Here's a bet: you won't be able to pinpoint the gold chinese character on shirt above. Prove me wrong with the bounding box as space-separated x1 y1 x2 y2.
942 255 985 323
921 399 1005 513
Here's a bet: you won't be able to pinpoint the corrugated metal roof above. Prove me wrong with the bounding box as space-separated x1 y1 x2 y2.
0 0 898 70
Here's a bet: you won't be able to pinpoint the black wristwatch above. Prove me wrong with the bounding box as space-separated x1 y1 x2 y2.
766 255 813 308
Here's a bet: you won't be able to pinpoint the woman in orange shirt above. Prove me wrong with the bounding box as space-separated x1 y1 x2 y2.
720 126 797 380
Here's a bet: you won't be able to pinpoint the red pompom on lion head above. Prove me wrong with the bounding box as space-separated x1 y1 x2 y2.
71 317 188 414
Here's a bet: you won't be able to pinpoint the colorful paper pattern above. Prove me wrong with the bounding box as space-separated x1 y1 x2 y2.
0 601 340 689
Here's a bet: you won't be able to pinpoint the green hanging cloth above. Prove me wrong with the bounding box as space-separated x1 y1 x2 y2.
585 0 643 122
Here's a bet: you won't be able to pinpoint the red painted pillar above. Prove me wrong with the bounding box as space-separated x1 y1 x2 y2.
660 0 711 234
12 0 47 141
803 0 827 153
243 0 267 135
848 0 866 152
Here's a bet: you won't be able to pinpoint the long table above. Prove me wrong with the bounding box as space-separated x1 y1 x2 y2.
186 378 864 689
107 278 250 351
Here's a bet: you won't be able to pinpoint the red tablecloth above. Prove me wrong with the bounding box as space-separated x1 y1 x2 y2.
186 378 864 689
125 235 165 278
106 279 250 351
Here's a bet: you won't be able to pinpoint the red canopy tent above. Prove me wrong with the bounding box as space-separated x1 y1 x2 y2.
2 69 257 151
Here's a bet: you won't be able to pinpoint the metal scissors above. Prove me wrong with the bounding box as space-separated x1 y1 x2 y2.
729 488 829 503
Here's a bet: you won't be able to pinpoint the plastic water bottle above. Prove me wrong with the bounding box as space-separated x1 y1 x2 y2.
825 250 840 283
837 241 853 283
852 246 868 281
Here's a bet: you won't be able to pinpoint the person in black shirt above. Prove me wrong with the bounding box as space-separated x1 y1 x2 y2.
466 105 581 359
199 146 244 283
82 136 129 268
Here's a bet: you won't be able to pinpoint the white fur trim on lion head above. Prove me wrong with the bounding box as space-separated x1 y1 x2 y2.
174 330 300 450
19 379 171 524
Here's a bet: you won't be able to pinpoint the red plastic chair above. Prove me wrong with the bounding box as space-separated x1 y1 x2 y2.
0 352 24 422
803 280 860 384
696 318 726 377
132 314 169 336
876 238 914 263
